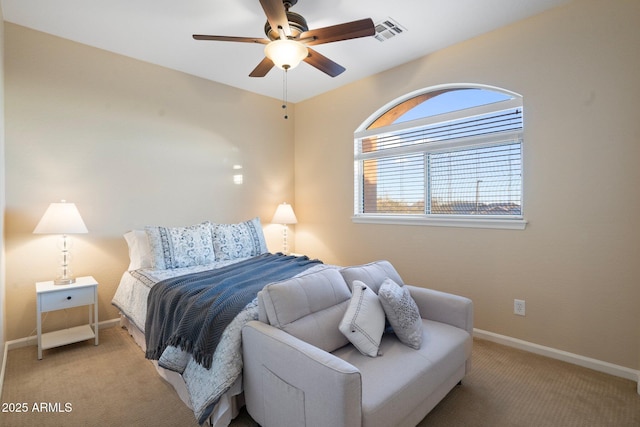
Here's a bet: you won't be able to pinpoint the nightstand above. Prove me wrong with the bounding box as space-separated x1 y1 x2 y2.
36 276 99 359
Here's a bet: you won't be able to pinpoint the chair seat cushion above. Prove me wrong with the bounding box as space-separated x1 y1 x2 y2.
332 319 472 427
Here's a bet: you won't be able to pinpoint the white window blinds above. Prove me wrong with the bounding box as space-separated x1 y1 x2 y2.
355 104 523 219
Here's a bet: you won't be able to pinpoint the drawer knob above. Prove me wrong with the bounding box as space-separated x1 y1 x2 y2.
66 296 72 300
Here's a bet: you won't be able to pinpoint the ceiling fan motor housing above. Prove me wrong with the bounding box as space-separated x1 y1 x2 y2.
264 11 308 40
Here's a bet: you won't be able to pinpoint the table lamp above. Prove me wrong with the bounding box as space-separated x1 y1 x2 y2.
33 200 88 285
271 202 297 255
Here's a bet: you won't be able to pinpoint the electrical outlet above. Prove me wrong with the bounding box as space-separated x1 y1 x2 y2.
514 299 526 316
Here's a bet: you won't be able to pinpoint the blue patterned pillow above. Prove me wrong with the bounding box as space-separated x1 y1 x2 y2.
145 222 216 269
211 217 268 261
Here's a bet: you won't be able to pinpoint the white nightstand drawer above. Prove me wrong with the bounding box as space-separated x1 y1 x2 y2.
39 286 95 312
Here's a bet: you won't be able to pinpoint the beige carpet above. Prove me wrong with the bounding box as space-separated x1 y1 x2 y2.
418 339 639 427
1 326 638 427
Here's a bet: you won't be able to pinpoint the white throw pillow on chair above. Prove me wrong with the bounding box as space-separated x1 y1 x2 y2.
339 280 386 357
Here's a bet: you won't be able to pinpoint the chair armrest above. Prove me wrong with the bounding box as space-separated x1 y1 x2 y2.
407 285 474 335
242 321 362 427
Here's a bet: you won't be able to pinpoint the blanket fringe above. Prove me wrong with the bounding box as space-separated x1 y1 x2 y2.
146 337 216 370
146 337 197 365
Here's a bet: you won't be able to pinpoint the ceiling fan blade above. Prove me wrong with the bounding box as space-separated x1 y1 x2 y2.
300 18 375 46
193 35 270 44
304 48 345 77
249 57 275 77
259 0 291 37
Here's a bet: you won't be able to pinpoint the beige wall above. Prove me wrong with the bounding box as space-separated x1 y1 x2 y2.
0 9 6 362
294 0 640 370
4 23 296 341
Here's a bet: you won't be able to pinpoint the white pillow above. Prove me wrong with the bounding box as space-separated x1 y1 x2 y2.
339 280 386 357
145 222 216 269
123 230 153 270
378 278 423 350
211 217 268 261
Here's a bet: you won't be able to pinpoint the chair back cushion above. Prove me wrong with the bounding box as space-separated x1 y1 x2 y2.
259 267 351 352
339 260 405 293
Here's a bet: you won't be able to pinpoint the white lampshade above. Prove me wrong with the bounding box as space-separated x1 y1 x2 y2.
34 201 87 285
271 203 298 225
264 39 308 70
34 201 88 235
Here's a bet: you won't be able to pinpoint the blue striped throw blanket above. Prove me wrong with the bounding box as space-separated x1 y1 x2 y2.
145 253 322 369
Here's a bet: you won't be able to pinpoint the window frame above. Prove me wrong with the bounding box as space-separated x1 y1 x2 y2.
353 84 527 230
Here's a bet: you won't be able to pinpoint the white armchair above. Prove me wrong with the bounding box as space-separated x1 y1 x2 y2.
242 263 473 427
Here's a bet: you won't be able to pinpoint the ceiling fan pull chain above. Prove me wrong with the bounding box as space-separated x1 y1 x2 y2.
282 68 289 119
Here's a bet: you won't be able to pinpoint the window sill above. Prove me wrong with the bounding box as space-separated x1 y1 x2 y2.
351 215 527 230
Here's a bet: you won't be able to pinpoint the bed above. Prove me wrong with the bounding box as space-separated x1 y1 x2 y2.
111 218 327 426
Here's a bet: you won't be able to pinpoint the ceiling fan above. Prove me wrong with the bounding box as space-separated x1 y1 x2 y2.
193 0 375 78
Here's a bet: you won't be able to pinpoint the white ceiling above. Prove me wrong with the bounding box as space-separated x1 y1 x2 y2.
1 0 568 103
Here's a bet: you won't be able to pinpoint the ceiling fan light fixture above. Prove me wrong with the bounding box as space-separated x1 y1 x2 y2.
264 39 308 70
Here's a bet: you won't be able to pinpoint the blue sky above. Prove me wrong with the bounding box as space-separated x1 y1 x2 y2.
395 89 512 124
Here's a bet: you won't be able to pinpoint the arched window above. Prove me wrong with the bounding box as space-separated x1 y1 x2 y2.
353 84 526 229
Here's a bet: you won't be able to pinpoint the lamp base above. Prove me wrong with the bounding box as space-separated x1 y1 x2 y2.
54 277 76 286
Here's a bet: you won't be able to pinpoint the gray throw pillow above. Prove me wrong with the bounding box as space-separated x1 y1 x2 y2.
378 278 423 350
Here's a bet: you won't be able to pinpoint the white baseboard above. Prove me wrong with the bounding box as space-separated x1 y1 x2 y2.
0 318 121 399
474 328 640 394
